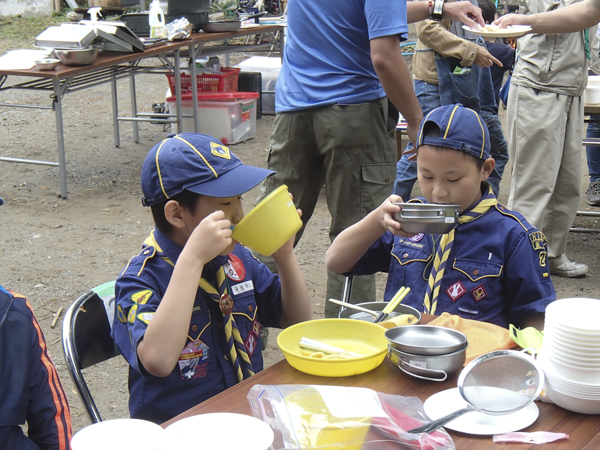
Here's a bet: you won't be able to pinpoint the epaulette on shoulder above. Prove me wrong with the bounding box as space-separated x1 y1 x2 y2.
494 203 533 231
120 245 157 277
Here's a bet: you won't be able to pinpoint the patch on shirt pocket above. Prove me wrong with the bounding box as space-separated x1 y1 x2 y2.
452 258 502 282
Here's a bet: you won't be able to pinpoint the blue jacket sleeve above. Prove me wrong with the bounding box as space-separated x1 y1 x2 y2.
0 289 72 450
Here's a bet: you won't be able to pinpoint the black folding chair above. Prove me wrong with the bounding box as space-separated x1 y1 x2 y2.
62 282 120 423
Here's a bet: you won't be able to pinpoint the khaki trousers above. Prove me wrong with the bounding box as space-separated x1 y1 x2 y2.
256 98 398 317
506 85 583 266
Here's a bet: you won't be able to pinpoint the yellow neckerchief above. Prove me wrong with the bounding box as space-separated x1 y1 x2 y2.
144 232 255 382
423 185 498 315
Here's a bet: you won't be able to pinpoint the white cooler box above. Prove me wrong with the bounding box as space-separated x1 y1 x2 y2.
167 92 259 145
235 56 281 115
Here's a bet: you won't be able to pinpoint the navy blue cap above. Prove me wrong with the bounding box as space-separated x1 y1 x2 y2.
0 197 3 206
416 104 500 178
140 133 274 206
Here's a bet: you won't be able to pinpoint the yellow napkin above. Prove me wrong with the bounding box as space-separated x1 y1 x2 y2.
509 324 544 353
427 313 517 364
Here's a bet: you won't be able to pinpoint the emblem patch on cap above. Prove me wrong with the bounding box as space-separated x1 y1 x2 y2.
446 281 466 302
211 141 231 159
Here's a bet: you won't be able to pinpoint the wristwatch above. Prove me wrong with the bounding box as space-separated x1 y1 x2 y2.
431 0 444 21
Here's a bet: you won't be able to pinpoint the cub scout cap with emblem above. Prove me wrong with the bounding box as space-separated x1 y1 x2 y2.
416 103 500 178
141 133 275 206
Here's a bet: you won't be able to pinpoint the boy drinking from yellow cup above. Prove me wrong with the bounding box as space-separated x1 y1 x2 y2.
112 133 311 424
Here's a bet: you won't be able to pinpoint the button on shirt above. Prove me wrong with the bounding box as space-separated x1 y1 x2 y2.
351 201 555 327
111 229 283 424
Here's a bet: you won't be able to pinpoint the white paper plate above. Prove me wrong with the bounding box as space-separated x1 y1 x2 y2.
163 413 274 450
423 388 539 435
462 24 532 38
70 419 164 450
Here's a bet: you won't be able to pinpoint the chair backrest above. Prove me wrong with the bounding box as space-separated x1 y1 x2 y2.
62 283 120 423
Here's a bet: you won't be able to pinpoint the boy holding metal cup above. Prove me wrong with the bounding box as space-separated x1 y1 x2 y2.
326 104 554 330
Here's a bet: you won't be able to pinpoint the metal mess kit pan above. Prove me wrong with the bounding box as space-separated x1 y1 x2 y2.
392 203 459 234
385 325 467 355
385 325 469 381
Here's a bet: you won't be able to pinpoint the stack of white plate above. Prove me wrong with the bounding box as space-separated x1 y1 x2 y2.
538 298 600 414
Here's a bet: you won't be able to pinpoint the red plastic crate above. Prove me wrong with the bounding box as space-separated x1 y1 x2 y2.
166 67 241 94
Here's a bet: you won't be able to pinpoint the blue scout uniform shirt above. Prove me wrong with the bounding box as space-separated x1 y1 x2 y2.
351 189 556 328
111 229 283 424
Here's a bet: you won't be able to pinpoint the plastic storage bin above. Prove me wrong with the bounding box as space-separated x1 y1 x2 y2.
167 92 259 145
235 56 281 114
166 67 240 94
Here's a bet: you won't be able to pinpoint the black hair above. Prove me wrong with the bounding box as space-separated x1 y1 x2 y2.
150 190 202 235
478 0 498 24
419 123 486 171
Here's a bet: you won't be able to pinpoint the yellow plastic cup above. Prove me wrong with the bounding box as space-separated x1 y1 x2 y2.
232 184 302 256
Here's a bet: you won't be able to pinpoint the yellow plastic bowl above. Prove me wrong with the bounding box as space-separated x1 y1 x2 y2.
232 185 302 256
277 319 388 377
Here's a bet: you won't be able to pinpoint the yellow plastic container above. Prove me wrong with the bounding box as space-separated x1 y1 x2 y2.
277 319 388 377
232 184 302 256
283 387 372 450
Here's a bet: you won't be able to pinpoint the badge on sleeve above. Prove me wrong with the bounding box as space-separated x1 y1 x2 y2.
528 231 546 251
131 290 153 304
127 304 138 323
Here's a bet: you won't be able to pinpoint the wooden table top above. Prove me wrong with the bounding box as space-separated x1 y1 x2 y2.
0 25 283 79
163 321 600 449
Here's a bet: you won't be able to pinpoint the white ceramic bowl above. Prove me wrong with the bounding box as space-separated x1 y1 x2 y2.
539 350 600 383
544 343 600 364
544 383 600 414
545 329 600 349
544 338 600 358
545 298 600 332
545 376 600 398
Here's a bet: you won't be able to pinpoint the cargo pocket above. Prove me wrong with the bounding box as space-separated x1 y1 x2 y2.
452 258 502 282
361 162 397 213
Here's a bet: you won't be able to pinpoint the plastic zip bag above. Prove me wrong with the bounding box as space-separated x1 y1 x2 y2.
247 384 454 450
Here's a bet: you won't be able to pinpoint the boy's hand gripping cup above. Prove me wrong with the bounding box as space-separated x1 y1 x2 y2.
232 185 302 256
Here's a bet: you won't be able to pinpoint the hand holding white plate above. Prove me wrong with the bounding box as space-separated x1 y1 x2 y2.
462 24 532 38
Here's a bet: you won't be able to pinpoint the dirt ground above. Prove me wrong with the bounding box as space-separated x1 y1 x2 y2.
1 39 599 434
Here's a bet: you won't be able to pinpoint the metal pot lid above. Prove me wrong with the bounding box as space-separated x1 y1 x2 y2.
385 325 467 355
